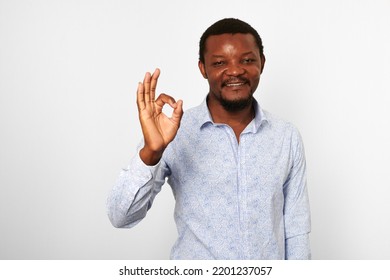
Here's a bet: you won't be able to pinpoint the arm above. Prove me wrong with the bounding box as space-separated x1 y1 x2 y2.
107 69 183 228
283 128 311 259
107 149 169 228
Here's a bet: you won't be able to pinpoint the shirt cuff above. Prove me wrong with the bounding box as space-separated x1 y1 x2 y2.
285 234 311 260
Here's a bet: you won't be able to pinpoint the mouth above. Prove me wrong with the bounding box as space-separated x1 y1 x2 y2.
222 79 249 88
226 82 246 87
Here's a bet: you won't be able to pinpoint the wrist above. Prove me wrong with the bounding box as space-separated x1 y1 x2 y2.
139 146 163 166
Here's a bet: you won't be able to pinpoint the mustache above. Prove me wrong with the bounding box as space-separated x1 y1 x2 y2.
222 78 249 87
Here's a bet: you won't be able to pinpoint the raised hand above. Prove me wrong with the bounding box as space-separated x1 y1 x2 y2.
136 68 183 165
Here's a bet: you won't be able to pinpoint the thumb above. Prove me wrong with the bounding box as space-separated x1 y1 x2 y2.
171 100 183 124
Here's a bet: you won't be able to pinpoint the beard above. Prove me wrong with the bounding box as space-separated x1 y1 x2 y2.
217 77 255 112
219 95 253 112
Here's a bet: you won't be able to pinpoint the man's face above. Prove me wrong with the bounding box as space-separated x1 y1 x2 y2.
199 33 265 111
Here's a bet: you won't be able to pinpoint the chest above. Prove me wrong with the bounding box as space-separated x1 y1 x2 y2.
167 126 293 199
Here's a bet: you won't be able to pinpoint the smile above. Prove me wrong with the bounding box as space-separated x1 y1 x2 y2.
225 82 246 87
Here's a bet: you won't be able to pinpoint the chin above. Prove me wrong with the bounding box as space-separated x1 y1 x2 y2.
221 85 252 99
220 96 253 112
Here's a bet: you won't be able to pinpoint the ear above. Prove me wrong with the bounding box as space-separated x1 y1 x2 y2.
260 54 266 74
198 60 208 79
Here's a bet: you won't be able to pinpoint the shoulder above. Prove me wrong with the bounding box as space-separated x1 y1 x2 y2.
261 110 304 149
182 102 205 119
262 110 300 135
262 111 306 163
177 101 208 130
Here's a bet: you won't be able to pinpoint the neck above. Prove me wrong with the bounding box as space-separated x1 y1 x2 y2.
207 96 254 123
207 96 255 141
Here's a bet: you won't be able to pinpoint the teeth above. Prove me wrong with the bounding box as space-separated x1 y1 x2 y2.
226 82 245 87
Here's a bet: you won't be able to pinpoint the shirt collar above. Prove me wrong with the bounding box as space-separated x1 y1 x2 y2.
197 97 269 132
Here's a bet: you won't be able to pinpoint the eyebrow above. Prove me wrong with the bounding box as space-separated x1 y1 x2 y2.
211 51 256 58
241 51 257 56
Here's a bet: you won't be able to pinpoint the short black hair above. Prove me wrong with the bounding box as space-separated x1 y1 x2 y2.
199 18 264 63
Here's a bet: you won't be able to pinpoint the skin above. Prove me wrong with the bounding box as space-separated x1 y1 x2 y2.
137 33 265 165
198 33 265 140
137 69 183 165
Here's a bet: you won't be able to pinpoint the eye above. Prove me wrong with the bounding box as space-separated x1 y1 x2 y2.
242 58 256 64
212 61 225 67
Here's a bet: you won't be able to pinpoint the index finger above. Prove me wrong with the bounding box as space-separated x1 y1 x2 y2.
136 82 145 111
150 68 160 102
143 71 152 103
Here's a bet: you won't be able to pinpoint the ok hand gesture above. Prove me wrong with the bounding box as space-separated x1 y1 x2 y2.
136 69 183 165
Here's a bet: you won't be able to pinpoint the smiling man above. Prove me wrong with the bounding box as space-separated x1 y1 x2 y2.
107 18 311 260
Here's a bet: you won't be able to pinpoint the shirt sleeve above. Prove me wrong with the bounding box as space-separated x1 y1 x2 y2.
106 148 170 228
283 127 311 259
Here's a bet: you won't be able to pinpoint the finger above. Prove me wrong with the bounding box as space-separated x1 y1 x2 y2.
171 99 184 124
150 68 160 102
136 82 145 111
155 93 176 111
143 72 151 103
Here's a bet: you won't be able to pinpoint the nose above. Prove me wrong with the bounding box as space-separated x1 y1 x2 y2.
225 63 245 76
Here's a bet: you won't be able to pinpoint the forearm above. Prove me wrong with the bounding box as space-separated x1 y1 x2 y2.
107 152 166 228
283 127 311 259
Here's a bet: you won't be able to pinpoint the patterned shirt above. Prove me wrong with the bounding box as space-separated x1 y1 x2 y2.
107 99 311 259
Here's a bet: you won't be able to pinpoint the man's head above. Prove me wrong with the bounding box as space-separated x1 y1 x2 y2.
198 18 265 112
199 18 264 64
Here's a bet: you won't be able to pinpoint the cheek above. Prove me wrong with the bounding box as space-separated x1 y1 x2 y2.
251 68 262 81
207 69 225 84
252 75 261 85
252 66 262 75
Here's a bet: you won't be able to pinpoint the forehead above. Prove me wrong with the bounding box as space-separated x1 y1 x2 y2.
204 33 259 55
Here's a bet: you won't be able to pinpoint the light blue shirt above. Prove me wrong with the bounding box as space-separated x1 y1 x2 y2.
107 99 311 259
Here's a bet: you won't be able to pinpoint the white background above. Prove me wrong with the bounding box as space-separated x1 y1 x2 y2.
0 0 389 259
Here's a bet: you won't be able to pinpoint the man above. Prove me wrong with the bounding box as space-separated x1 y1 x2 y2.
107 18 311 259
